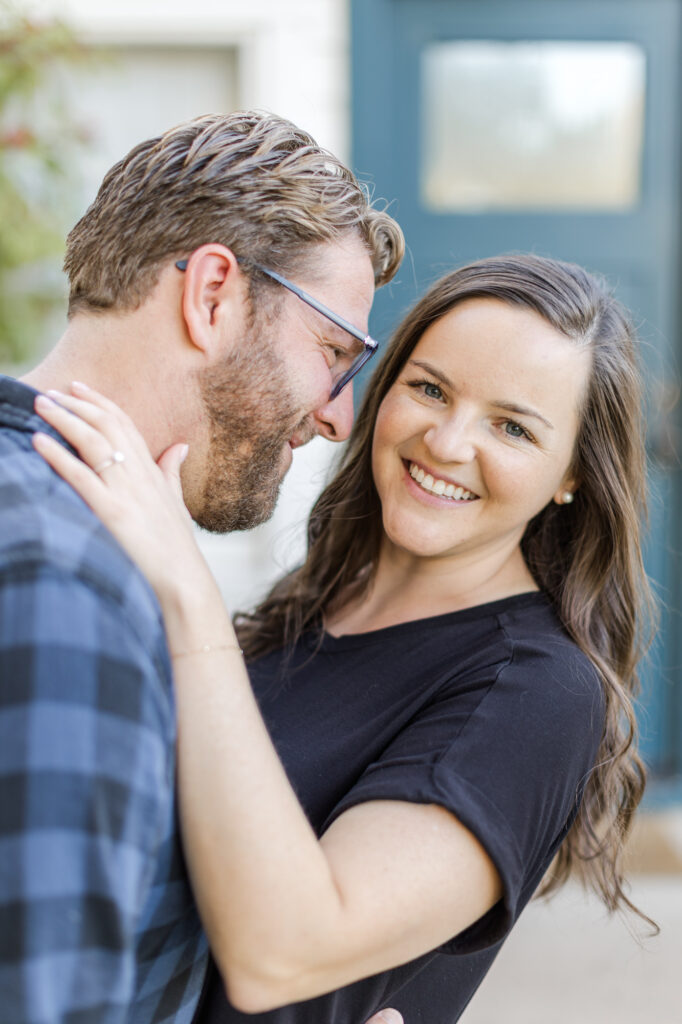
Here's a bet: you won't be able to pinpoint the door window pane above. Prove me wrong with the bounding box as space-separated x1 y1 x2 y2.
421 41 646 212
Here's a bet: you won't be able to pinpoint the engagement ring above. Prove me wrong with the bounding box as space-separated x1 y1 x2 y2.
94 451 125 475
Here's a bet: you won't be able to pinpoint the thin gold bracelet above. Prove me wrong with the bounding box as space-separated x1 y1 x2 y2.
170 642 243 659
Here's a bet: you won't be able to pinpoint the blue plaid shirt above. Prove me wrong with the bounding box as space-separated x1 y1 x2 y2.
0 377 208 1023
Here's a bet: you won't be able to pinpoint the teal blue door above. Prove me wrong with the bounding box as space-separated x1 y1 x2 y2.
352 0 682 776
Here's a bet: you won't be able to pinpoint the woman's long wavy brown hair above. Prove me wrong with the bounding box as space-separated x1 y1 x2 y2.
236 253 657 925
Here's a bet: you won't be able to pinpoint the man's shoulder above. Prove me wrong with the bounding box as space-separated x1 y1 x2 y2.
0 421 175 745
0 419 161 626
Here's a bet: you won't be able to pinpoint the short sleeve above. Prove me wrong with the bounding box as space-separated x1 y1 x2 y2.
0 562 174 1024
322 636 604 953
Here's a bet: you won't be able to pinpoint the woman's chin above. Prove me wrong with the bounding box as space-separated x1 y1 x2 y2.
381 517 462 561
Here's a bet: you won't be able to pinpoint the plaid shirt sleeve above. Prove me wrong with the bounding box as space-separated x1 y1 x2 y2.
0 556 175 1024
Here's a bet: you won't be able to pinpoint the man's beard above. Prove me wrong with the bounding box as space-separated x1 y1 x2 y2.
194 320 306 533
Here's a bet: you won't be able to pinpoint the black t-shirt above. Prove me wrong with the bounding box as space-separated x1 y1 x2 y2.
196 592 604 1024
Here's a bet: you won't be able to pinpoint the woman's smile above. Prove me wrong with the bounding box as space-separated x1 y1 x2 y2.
404 459 479 504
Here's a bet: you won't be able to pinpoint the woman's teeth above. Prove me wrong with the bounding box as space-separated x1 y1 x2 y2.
408 462 477 501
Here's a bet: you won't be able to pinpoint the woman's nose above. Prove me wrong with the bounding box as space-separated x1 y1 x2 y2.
423 415 477 465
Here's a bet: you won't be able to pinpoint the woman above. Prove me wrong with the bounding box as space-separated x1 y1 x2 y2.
32 254 654 1024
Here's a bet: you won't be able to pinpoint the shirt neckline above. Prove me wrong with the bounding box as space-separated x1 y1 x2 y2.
310 591 549 651
0 374 77 449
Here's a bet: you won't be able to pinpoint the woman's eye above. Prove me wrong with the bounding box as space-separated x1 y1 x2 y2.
406 377 446 401
409 380 444 400
503 420 531 440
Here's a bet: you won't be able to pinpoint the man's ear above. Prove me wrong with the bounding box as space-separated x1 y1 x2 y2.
180 244 245 356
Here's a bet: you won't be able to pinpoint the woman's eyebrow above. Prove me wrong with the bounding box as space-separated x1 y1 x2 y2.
493 401 555 430
408 358 454 386
407 359 554 429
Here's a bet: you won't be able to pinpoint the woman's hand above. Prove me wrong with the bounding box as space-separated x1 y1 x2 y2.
32 382 217 607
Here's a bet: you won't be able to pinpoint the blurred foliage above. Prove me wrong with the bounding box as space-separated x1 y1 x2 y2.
0 0 90 365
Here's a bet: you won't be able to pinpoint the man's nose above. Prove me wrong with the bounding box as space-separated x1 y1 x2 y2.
313 382 355 442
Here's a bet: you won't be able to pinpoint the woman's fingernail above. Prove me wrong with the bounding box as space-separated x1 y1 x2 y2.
71 380 89 391
35 395 57 410
374 1012 403 1024
45 389 65 399
179 444 189 464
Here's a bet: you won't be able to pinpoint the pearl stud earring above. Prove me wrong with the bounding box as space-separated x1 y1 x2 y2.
560 491 574 504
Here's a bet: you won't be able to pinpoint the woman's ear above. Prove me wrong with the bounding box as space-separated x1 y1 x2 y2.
553 478 579 505
179 244 244 356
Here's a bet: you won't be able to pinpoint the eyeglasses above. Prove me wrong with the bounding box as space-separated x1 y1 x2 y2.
175 257 378 399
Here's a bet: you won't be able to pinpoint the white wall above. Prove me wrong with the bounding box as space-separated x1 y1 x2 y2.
30 0 352 610
34 0 350 161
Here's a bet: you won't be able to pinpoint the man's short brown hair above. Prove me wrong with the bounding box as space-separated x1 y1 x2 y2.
64 111 404 316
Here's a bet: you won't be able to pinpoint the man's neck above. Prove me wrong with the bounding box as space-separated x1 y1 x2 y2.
20 311 195 462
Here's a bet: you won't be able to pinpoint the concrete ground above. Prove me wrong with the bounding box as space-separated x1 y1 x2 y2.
462 810 682 1024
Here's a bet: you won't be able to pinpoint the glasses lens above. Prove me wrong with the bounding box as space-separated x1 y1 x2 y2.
329 345 377 400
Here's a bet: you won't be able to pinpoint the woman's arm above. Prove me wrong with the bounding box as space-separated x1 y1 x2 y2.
33 385 502 1012
172 595 501 1012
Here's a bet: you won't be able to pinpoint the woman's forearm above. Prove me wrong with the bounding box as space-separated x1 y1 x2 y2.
163 586 348 1009
159 585 503 1013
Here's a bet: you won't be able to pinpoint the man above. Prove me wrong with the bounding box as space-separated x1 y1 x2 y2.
0 112 403 1023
